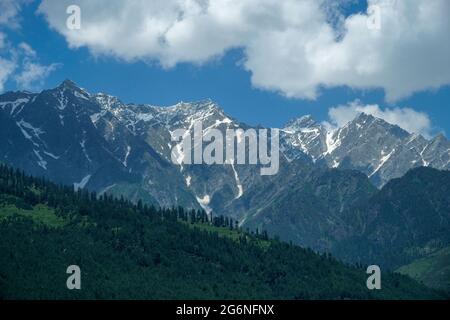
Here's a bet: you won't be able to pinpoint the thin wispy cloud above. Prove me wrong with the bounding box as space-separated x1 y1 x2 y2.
0 1 59 92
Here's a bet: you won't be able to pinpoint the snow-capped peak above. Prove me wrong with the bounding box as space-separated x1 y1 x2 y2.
283 115 320 132
279 112 450 187
94 92 123 109
166 99 222 116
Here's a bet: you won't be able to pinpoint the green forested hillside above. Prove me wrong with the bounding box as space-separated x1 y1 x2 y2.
0 164 443 299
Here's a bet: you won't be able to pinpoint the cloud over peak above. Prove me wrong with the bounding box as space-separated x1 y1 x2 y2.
327 100 434 138
38 0 450 102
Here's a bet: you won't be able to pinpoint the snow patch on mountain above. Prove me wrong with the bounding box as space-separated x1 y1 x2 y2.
16 120 45 148
370 149 396 177
43 151 60 160
74 174 92 191
33 149 47 170
123 146 131 167
80 138 92 163
196 195 212 214
325 130 340 156
185 175 192 187
231 163 244 199
0 98 30 115
74 90 90 100
55 90 68 110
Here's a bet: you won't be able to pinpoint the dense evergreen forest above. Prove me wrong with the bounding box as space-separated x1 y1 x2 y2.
0 164 444 299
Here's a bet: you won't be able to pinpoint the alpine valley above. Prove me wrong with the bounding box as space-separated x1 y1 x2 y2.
1 80 450 293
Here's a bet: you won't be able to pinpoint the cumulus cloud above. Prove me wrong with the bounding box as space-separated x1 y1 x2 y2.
327 100 433 137
0 1 59 92
38 0 450 101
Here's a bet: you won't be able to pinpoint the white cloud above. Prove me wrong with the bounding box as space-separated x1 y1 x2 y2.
11 41 61 91
0 0 28 91
0 56 15 92
0 0 31 29
0 32 15 91
0 0 59 93
0 39 59 92
0 32 5 48
327 100 433 137
18 42 37 58
0 0 23 28
38 0 450 102
14 60 60 91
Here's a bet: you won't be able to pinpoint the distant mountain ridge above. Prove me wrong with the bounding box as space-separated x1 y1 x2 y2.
1 80 308 217
281 113 450 187
1 80 450 272
2 80 449 201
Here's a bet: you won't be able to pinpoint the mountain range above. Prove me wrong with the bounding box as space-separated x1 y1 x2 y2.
1 80 450 283
282 113 450 187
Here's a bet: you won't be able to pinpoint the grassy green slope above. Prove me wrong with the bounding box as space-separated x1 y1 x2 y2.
0 203 67 228
397 246 450 292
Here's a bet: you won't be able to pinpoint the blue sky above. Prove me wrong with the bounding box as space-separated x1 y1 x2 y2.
0 0 449 136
